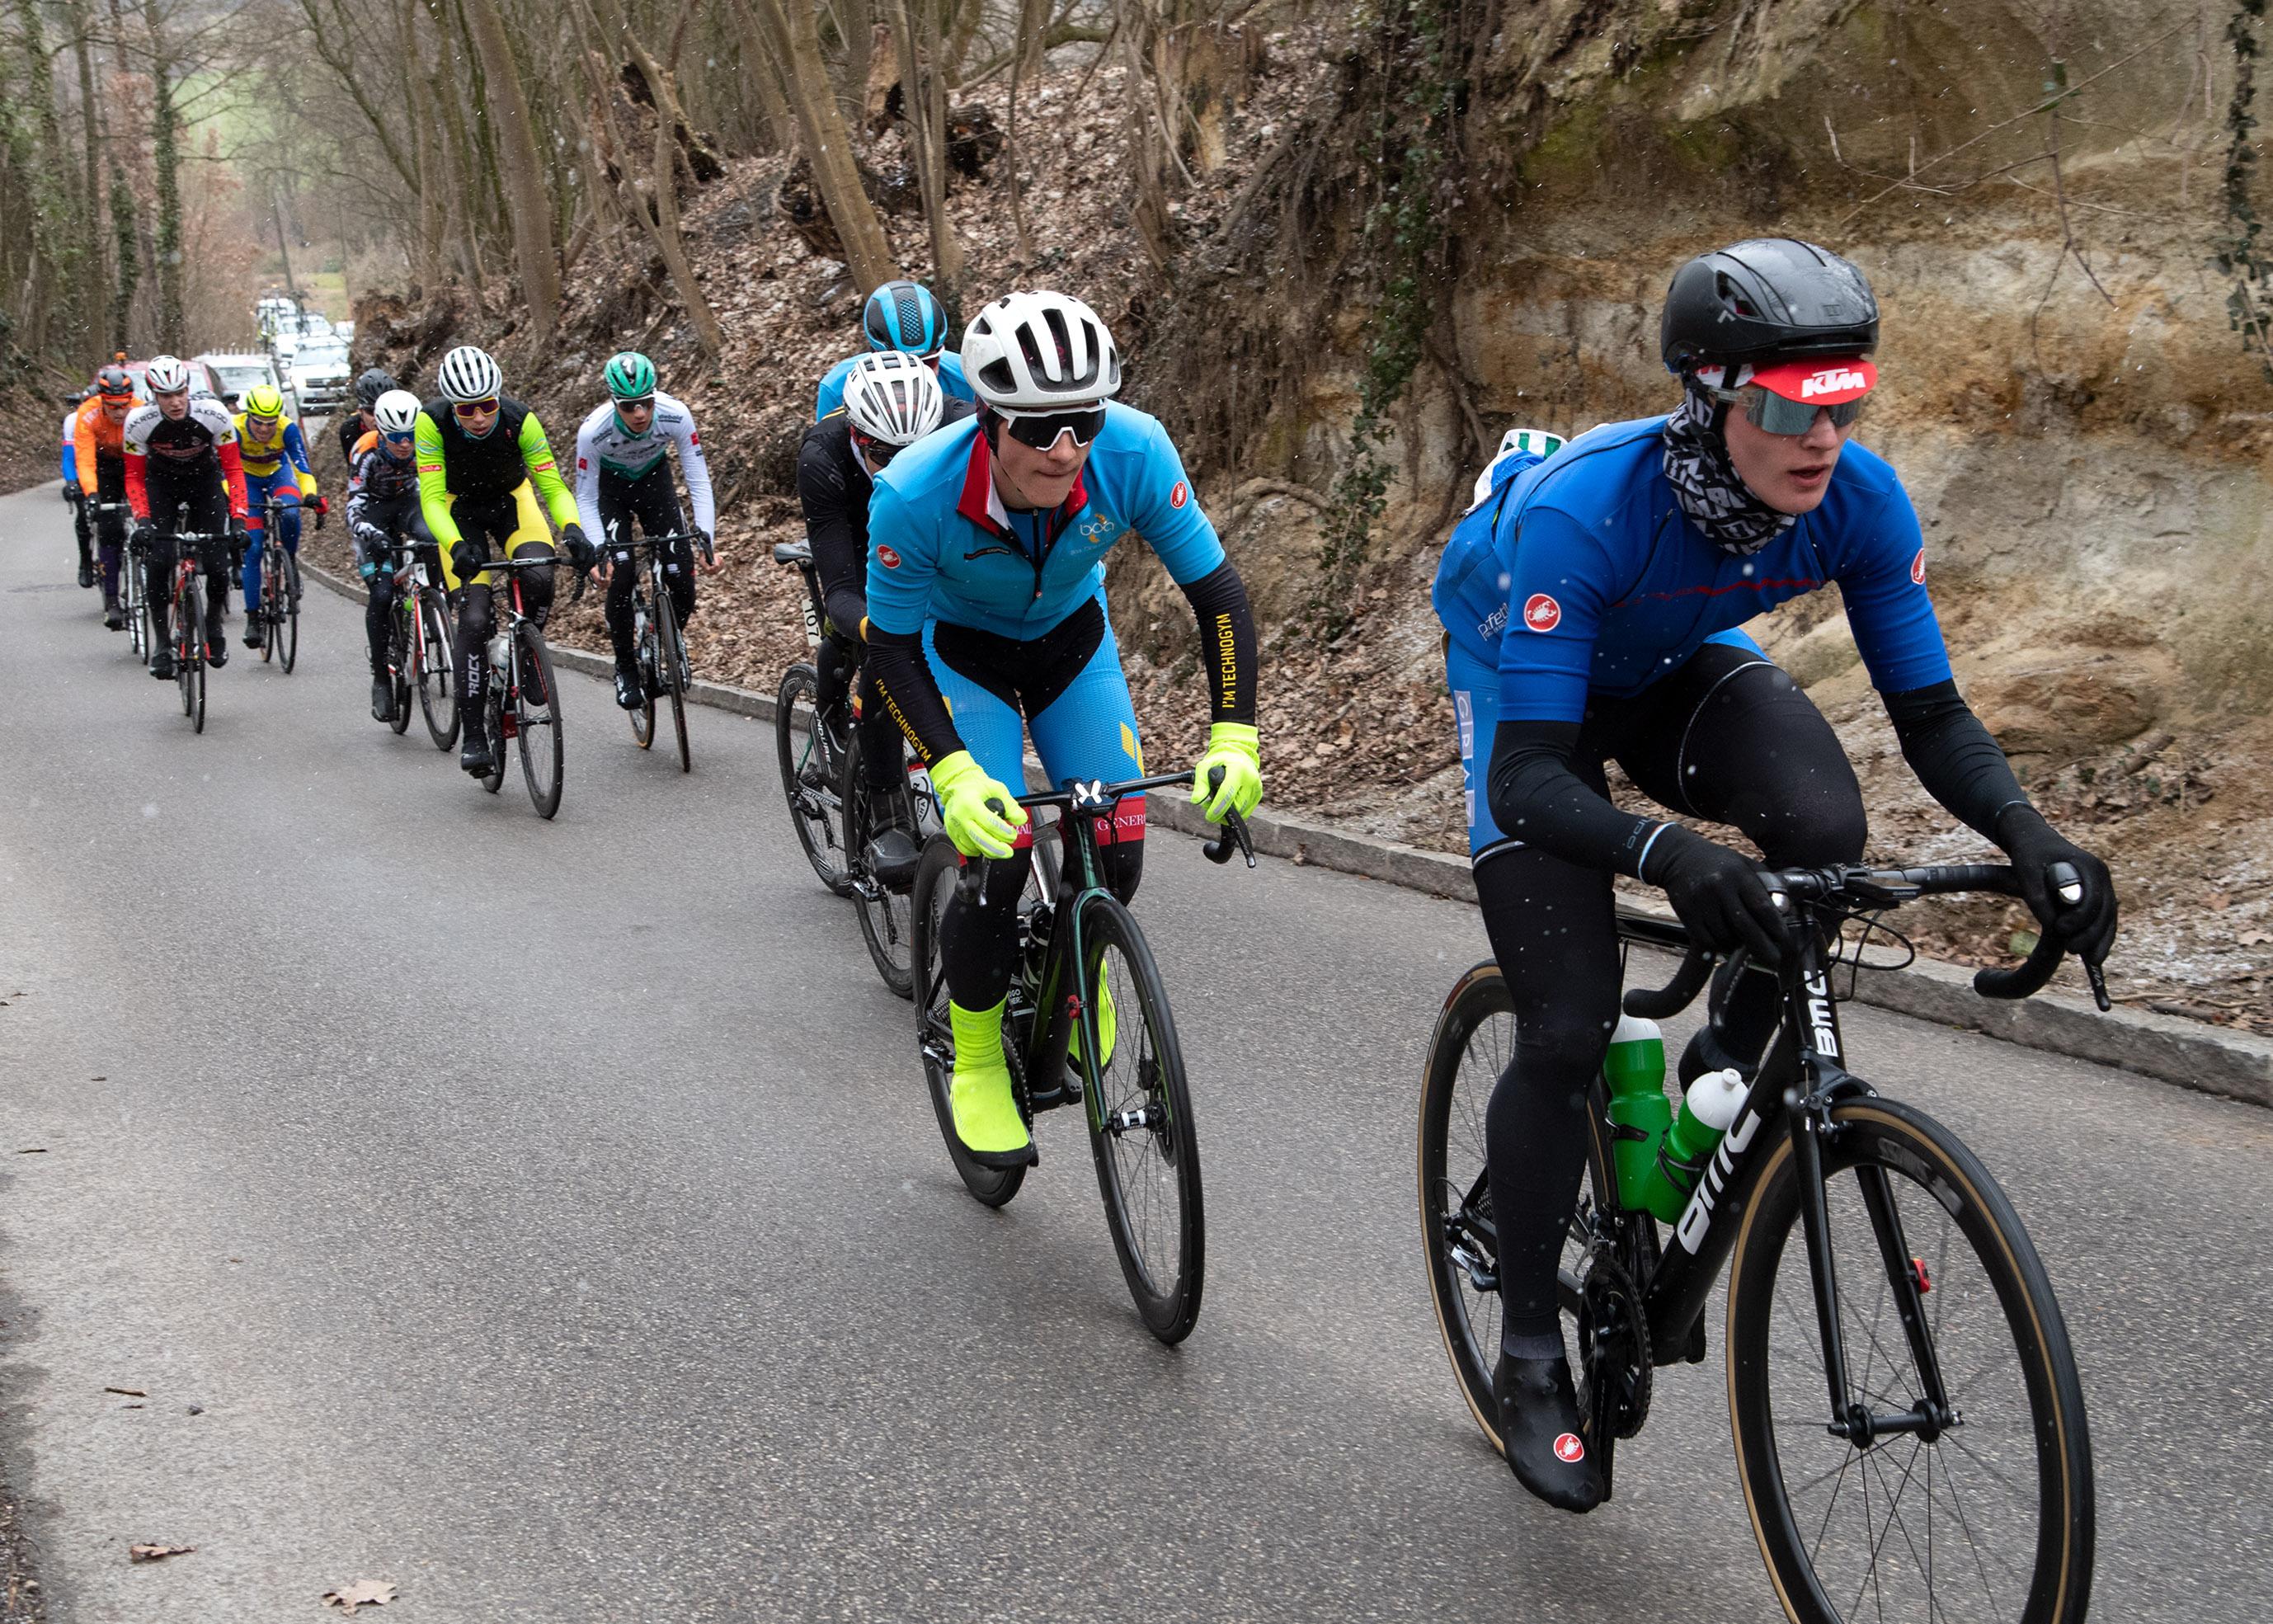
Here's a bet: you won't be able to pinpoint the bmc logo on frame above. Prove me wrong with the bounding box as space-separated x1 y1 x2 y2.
1801 367 1871 398
1522 593 1562 632
877 544 902 570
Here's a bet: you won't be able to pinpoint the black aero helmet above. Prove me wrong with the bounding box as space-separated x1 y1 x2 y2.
355 367 400 408
1660 238 1878 376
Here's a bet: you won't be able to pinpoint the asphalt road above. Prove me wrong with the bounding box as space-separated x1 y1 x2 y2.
3 478 2269 1622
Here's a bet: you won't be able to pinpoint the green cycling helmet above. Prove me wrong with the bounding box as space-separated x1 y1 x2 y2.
245 383 285 420
605 351 656 402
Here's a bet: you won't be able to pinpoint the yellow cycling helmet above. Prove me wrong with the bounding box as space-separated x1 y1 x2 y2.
246 384 285 419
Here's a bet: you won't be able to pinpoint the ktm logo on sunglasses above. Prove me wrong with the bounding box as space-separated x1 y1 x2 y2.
1800 367 1871 398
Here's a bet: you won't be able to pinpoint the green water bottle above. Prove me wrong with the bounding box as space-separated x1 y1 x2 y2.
1601 1014 1673 1212
1639 1067 1751 1224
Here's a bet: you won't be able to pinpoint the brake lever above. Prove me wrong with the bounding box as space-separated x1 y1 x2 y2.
1197 766 1255 868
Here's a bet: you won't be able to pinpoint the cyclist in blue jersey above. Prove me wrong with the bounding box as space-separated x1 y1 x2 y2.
1432 238 2118 1515
814 279 977 421
864 289 1263 1167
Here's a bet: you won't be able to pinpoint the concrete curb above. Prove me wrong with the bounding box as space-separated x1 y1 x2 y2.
308 559 2273 1109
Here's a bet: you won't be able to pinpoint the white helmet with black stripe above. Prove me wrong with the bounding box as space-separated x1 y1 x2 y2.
435 344 502 403
373 389 422 435
841 351 944 447
959 290 1121 410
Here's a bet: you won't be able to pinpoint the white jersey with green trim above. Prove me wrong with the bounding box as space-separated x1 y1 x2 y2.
572 391 716 538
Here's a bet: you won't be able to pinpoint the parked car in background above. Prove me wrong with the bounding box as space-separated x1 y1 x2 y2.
290 336 352 415
197 352 298 417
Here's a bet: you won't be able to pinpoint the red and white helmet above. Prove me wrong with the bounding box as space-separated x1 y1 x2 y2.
960 290 1120 410
144 355 194 394
842 352 944 447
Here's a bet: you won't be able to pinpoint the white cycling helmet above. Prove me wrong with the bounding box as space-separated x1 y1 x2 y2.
435 344 502 402
842 352 945 447
144 355 193 394
373 389 422 435
960 290 1121 410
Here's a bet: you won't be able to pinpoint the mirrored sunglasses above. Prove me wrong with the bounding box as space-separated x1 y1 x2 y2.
1710 384 1866 436
454 398 500 419
998 406 1107 452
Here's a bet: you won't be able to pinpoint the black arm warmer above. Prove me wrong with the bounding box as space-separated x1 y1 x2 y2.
1880 680 2031 843
1485 718 1667 878
1178 560 1257 724
796 426 869 639
865 627 965 768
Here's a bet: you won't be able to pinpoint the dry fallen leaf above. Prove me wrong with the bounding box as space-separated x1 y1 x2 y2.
2206 892 2231 911
104 1386 147 1397
129 1543 194 1563
322 1579 398 1610
2239 930 2271 947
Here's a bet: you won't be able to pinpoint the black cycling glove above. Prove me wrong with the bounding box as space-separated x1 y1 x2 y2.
1645 826 1786 963
560 522 596 573
1996 806 2118 966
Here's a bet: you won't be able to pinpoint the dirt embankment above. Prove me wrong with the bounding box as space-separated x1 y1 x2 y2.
332 1 2270 1031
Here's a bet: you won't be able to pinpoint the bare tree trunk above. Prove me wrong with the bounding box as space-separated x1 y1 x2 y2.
746 0 898 290
140 0 186 351
887 0 965 309
457 0 560 329
727 0 798 152
66 0 107 332
402 0 446 294
569 0 727 358
1005 0 1050 262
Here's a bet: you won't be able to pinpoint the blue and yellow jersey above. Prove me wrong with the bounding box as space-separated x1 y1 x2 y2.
233 411 318 497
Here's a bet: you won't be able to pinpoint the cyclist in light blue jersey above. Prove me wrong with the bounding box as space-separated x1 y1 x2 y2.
814 279 978 421
864 289 1264 1169
1430 239 2117 1515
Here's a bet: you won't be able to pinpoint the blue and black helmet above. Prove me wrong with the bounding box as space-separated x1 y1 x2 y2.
862 280 947 358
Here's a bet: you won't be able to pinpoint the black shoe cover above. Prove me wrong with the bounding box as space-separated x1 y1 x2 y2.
1496 1354 1603 1513
372 678 397 723
866 825 922 891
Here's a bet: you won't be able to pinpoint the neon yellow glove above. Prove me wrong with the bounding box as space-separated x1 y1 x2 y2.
1191 722 1263 823
930 749 1028 859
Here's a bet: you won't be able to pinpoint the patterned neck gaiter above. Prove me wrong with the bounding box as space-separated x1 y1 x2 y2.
1660 382 1795 557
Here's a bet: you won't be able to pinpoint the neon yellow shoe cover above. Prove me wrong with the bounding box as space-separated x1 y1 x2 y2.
948 998 1031 1158
1071 977 1118 1071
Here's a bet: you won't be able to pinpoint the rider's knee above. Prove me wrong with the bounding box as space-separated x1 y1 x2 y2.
1757 792 1868 869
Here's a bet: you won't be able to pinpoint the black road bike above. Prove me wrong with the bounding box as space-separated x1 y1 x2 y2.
1419 862 2104 1624
911 773 1254 1344
380 538 459 749
468 555 565 818
251 492 306 673
156 515 229 734
772 540 850 892
608 526 708 773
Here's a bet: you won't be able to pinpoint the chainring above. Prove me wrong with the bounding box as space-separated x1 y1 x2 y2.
1576 1244 1654 1440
